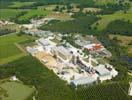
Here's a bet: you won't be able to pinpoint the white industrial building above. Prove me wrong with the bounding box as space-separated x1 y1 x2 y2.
26 46 38 56
23 29 54 38
94 64 118 82
36 38 56 54
128 82 132 96
26 46 44 56
75 36 92 47
71 76 97 87
52 46 72 62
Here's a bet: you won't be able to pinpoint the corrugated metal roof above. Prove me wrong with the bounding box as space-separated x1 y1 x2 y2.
38 38 50 46
94 65 110 76
71 76 96 86
57 46 71 56
26 47 38 54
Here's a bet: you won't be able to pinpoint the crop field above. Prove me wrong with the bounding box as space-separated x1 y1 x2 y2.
109 34 132 55
0 9 23 20
9 2 35 8
94 0 117 6
18 9 51 22
75 83 131 100
94 0 130 6
92 11 132 31
0 80 35 100
0 34 36 64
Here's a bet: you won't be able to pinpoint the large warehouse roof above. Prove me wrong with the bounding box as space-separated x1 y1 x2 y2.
57 46 71 56
94 65 110 76
38 38 50 46
71 76 97 86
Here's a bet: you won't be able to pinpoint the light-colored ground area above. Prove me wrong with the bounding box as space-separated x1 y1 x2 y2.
47 12 73 21
0 79 35 100
35 51 57 68
83 7 101 13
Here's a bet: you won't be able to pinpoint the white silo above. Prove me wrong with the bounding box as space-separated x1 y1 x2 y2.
128 82 132 96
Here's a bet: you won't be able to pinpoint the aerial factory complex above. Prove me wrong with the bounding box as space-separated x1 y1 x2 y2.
25 20 118 87
1 0 132 99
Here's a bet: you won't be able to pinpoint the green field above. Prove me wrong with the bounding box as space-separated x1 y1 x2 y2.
18 9 51 23
94 0 117 6
92 11 132 31
0 56 74 100
76 83 131 100
0 9 23 20
0 34 36 64
94 0 130 6
9 2 35 8
0 80 35 100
